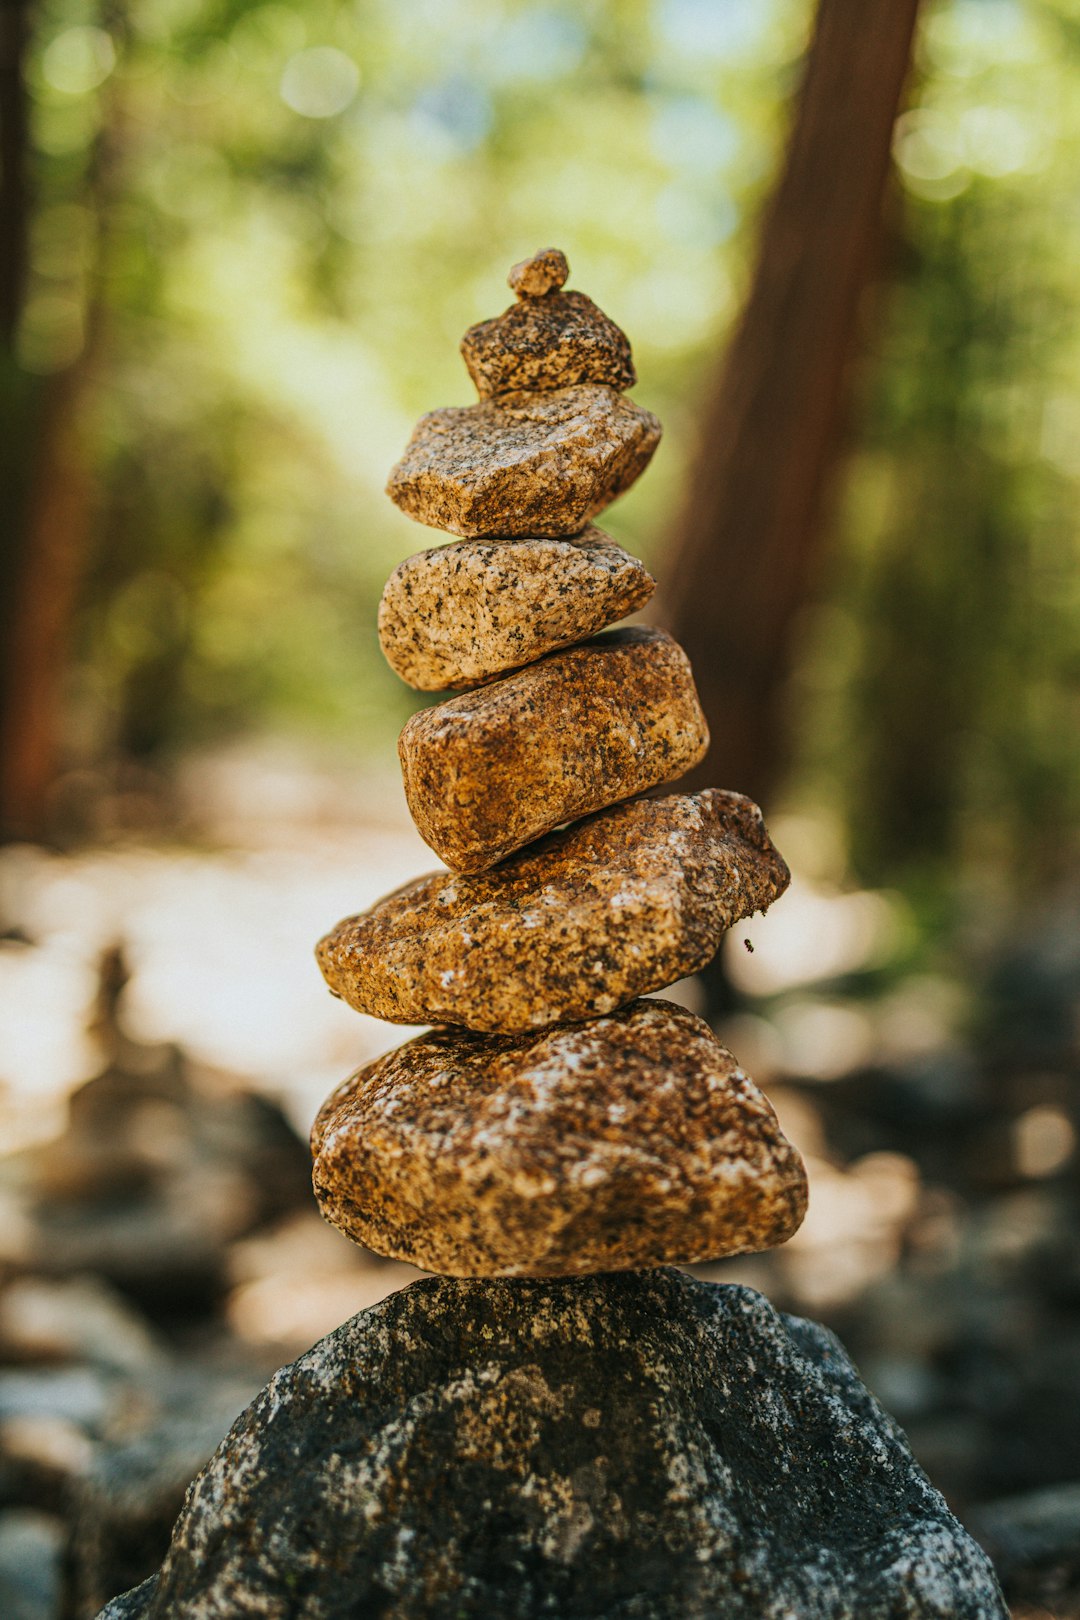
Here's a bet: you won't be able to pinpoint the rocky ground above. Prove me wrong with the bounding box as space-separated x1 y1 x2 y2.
0 797 1076 1617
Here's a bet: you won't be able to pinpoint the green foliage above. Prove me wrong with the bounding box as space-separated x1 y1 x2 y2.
15 0 1080 898
23 0 802 763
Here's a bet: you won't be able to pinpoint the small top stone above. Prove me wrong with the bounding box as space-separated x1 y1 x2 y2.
508 247 569 299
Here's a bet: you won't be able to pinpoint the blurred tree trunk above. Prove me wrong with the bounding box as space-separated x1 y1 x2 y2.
660 0 922 808
1 366 99 839
0 5 116 841
0 1 30 342
0 0 39 837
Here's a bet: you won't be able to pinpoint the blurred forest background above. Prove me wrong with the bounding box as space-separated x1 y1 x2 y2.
1 0 1079 1616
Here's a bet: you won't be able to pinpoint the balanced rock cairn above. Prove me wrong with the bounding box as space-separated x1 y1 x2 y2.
99 254 1008 1620
313 246 808 1279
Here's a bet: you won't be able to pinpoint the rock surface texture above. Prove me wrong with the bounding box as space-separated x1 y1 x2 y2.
311 999 807 1276
377 527 654 691
386 385 661 538
507 245 569 298
461 290 636 398
316 789 789 1032
399 628 709 871
98 1270 1007 1620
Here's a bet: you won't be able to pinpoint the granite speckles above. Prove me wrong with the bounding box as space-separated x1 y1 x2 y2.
97 1270 1008 1620
377 527 655 691
462 291 636 399
507 246 569 298
315 789 790 1033
399 627 709 872
310 998 808 1277
465 249 634 397
385 385 661 538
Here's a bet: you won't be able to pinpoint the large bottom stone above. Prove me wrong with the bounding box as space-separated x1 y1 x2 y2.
99 1271 1006 1620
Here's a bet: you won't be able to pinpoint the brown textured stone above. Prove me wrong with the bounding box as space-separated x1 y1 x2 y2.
462 292 636 399
310 999 808 1278
315 789 790 1033
377 527 655 692
385 385 661 539
399 628 709 872
507 247 569 298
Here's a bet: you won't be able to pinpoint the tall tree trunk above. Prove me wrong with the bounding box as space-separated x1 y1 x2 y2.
1 365 98 837
0 0 38 839
0 6 120 840
0 0 31 343
659 0 921 808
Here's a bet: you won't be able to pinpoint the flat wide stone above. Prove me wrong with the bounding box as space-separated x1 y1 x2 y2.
99 1271 1007 1620
377 527 655 691
311 998 808 1277
461 290 636 398
316 789 789 1033
386 385 661 538
399 628 708 872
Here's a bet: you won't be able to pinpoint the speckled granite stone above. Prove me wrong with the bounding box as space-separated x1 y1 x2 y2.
507 246 569 298
462 290 636 399
386 385 661 538
310 998 807 1276
316 789 789 1033
377 527 654 692
462 249 635 398
399 628 709 872
97 1270 1008 1620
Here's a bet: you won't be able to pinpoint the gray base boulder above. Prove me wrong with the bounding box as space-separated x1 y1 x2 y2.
99 1270 1006 1619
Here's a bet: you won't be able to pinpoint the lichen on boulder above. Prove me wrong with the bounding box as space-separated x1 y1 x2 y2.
98 1270 1008 1620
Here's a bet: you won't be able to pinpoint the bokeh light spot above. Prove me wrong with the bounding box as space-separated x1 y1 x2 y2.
893 107 967 193
410 76 493 154
42 26 116 95
960 104 1046 177
280 47 360 119
1015 1106 1076 1178
656 0 776 59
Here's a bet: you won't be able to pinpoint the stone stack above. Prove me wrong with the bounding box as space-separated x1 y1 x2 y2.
312 247 808 1279
98 251 1009 1620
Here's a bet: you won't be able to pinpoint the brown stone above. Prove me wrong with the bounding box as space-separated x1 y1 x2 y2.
377 527 655 692
385 385 660 539
398 628 709 872
315 789 790 1033
310 999 808 1278
507 247 569 298
462 292 635 399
